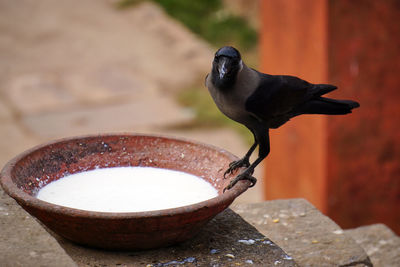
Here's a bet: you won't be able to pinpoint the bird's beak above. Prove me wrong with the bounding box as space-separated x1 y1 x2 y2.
218 57 229 79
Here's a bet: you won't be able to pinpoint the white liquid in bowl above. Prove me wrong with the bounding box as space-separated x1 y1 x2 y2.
36 167 218 212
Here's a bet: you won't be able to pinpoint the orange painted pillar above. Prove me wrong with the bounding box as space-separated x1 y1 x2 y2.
260 0 328 212
260 0 400 234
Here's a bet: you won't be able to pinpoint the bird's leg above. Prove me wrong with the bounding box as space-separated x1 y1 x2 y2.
223 140 258 178
224 129 270 191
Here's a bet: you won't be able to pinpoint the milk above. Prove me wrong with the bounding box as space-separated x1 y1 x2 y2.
36 167 218 212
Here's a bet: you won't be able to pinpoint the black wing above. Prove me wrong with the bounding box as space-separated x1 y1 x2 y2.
245 73 337 128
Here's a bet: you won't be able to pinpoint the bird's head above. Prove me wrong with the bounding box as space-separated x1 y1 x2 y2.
211 46 243 89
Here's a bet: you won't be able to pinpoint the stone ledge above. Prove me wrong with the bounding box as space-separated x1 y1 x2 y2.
0 188 77 267
1 185 298 266
232 199 373 267
52 209 297 267
5 190 392 267
345 224 400 267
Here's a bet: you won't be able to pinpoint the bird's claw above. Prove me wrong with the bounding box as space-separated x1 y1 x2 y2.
223 158 250 178
223 170 257 192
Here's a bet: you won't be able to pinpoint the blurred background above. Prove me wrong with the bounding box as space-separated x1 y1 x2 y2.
0 0 398 233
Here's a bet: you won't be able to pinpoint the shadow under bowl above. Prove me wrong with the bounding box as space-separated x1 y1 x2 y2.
0 134 249 250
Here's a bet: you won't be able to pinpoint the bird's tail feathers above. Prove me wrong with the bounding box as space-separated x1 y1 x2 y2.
296 97 360 115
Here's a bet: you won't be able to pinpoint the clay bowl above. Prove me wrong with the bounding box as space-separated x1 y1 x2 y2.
0 134 250 250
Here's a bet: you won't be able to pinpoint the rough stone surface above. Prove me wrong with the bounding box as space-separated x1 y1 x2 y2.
0 188 77 267
51 209 297 267
232 199 373 267
345 224 400 267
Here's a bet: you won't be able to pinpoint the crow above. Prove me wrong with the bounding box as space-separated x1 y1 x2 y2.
205 46 359 191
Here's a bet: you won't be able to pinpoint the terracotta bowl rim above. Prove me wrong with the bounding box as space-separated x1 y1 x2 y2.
0 133 250 219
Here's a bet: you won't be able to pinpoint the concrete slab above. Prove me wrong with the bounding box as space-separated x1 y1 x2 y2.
232 199 373 267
